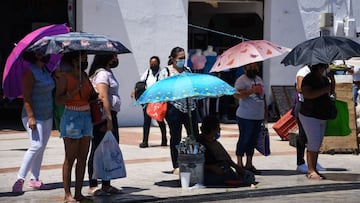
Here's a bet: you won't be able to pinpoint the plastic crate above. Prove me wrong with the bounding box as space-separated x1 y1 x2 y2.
272 109 298 141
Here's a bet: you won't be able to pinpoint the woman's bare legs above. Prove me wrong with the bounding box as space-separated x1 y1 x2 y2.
63 138 78 202
74 136 91 200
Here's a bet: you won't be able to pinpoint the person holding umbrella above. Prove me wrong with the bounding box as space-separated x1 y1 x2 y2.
12 52 54 193
87 54 122 195
233 62 265 175
158 46 199 174
298 63 334 180
55 52 93 202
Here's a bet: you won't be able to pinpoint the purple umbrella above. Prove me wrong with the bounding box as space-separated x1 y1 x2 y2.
2 24 70 99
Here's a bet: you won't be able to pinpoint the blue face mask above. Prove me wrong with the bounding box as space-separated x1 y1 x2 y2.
176 59 185 68
214 133 221 140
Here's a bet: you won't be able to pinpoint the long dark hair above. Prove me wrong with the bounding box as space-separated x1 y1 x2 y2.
167 46 184 65
61 52 78 64
89 54 114 76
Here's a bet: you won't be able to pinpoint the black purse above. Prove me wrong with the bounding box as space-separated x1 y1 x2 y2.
134 81 146 100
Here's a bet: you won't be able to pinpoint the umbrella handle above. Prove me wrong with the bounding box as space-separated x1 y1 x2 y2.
79 52 82 82
186 98 195 139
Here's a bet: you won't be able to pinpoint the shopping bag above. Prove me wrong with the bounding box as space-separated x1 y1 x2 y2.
92 131 126 180
255 123 271 156
325 100 351 136
146 102 168 121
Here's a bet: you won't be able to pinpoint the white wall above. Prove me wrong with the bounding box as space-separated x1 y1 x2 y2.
77 0 188 126
264 0 360 102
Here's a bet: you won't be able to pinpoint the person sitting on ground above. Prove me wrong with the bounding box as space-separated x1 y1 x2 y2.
198 115 255 186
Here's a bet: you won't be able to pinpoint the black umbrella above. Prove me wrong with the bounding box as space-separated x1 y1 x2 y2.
281 36 360 66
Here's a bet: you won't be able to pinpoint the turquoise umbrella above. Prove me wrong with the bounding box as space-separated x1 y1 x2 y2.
135 72 236 137
135 72 236 105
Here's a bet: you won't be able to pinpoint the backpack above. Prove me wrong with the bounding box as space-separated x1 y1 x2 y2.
134 67 170 100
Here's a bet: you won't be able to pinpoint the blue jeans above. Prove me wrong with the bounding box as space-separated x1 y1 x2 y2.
236 117 262 157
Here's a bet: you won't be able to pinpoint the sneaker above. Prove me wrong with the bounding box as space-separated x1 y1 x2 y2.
28 179 51 190
12 179 24 194
296 163 308 174
316 163 326 171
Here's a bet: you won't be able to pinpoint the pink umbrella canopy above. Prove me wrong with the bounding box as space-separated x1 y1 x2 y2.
2 24 70 98
210 40 290 73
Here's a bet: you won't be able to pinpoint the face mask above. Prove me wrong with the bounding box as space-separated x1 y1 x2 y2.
40 55 50 63
150 65 159 72
214 132 221 140
109 60 119 68
80 61 88 70
246 70 257 79
176 59 185 68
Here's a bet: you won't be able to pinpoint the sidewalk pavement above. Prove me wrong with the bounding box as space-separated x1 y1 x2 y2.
0 123 360 202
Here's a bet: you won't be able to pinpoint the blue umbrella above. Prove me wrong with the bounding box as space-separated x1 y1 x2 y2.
135 72 236 137
135 72 236 105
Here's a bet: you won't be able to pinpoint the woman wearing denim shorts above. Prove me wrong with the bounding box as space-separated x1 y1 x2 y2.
55 52 93 203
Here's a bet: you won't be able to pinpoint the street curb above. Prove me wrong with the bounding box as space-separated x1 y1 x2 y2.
148 182 360 203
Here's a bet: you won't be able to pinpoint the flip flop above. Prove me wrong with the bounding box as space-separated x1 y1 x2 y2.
63 199 79 203
306 172 324 180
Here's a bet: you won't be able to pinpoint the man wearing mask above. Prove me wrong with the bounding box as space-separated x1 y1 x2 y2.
233 62 266 175
131 56 167 148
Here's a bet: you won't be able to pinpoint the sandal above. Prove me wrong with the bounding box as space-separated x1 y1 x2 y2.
63 198 79 203
306 172 324 180
87 187 99 196
102 185 122 194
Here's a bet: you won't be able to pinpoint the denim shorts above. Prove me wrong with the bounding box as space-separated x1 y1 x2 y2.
60 109 93 139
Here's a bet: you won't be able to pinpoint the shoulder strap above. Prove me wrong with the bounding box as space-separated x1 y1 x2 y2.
166 66 170 76
145 69 150 82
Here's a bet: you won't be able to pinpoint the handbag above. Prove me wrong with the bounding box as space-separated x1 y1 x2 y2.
89 97 106 125
255 122 271 156
325 99 351 136
88 75 106 125
92 131 127 180
134 81 146 100
146 102 168 121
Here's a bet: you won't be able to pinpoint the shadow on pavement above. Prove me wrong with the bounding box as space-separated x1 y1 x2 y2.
323 173 360 181
93 186 159 203
257 169 300 176
154 179 179 188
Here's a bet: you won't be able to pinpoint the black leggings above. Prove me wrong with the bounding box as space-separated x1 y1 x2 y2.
88 111 119 187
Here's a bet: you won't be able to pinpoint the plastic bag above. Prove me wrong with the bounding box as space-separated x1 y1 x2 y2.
146 102 168 121
325 100 351 136
92 131 126 180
